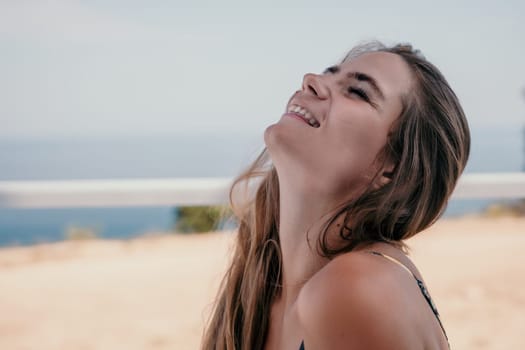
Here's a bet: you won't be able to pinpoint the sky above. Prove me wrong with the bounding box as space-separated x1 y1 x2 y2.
1 0 524 139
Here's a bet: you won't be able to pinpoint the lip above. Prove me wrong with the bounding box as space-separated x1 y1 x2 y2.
283 112 311 125
285 98 321 127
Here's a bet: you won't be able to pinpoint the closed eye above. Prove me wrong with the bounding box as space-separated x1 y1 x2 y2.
347 87 379 109
324 65 379 108
348 87 370 101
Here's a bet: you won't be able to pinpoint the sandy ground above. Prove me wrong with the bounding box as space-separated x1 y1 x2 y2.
0 216 524 350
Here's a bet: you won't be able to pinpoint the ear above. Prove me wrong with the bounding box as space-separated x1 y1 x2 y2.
372 162 395 190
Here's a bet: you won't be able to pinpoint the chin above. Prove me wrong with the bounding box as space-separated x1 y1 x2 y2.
264 123 286 149
263 122 287 155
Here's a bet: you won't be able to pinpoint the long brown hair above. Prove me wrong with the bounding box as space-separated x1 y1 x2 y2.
201 41 470 350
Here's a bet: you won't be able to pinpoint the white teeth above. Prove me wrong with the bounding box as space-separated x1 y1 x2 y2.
287 104 320 127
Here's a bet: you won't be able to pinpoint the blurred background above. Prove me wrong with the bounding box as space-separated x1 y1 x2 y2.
0 1 524 349
1 0 524 245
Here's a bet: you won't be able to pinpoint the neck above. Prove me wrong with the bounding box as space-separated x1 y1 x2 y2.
276 183 342 307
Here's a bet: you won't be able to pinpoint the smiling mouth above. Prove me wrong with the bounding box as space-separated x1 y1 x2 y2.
285 104 320 128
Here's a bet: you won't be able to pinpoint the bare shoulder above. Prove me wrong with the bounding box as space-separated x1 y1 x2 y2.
297 251 420 349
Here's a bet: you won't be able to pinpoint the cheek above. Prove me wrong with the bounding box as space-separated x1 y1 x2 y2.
263 114 391 197
330 117 389 163
316 121 390 189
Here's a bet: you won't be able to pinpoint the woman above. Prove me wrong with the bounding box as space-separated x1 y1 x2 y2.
202 41 470 349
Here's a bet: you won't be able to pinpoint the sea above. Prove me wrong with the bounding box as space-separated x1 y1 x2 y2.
0 126 523 247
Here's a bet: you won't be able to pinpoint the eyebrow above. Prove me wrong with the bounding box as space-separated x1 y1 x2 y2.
324 65 386 101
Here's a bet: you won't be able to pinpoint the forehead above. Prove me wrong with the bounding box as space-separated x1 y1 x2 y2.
341 51 413 100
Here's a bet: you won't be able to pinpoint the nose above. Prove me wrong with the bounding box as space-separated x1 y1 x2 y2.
302 73 329 99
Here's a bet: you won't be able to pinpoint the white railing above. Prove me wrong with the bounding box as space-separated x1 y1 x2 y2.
0 178 232 208
0 173 524 208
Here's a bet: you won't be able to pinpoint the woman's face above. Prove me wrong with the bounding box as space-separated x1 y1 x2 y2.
264 51 413 200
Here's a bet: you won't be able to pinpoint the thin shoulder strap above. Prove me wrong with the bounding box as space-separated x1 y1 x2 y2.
367 250 449 346
368 250 415 277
